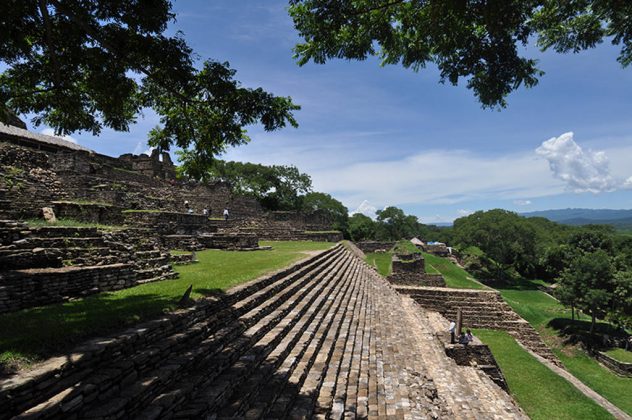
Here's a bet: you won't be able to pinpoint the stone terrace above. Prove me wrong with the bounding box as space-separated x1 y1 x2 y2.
0 220 177 313
396 285 561 366
0 246 526 419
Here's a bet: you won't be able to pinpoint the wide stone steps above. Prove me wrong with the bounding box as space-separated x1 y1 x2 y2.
168 251 360 418
0 246 342 419
2 245 528 419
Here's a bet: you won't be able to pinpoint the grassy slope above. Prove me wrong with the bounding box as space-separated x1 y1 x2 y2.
604 348 632 363
476 329 612 420
421 252 486 289
497 280 632 416
366 240 484 289
365 252 392 276
0 241 332 369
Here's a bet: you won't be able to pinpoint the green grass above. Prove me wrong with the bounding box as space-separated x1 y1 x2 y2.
52 199 113 206
604 348 632 364
496 279 632 415
365 252 392 276
121 209 164 213
422 252 486 289
24 218 125 231
303 230 341 234
476 329 613 420
0 241 332 371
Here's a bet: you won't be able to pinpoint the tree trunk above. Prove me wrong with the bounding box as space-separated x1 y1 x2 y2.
571 305 575 321
590 313 596 334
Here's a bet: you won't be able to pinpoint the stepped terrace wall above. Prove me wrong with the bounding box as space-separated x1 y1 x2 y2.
396 286 561 366
0 264 134 313
355 241 395 253
388 254 447 287
0 244 526 419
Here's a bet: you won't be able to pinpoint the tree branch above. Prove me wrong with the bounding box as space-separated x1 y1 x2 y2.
37 0 63 90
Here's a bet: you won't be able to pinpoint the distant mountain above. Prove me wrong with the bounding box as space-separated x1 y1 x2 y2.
521 208 632 230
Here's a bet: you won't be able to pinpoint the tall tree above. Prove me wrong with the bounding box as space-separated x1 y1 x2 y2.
300 192 349 234
348 213 376 242
289 0 632 108
203 160 312 211
0 0 298 168
453 209 537 279
558 250 615 333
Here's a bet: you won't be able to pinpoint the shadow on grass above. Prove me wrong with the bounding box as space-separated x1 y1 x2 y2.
495 278 546 292
547 317 628 348
0 291 183 373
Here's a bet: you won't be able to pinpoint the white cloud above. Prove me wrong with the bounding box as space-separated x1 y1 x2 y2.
350 200 377 218
535 132 628 193
41 128 78 144
513 199 532 206
457 209 473 217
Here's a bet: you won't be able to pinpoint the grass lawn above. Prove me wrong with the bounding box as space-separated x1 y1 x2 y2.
365 252 392 276
0 241 332 372
497 279 632 416
24 218 125 231
475 329 613 420
422 252 486 289
604 348 632 363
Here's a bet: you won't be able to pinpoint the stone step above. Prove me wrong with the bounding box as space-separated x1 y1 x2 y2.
81 248 349 417
30 226 99 238
136 249 355 418
0 247 341 418
261 259 365 419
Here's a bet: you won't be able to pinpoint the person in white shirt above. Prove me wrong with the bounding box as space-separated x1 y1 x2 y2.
448 320 456 344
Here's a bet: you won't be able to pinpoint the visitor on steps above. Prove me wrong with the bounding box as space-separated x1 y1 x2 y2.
223 208 229 220
448 319 456 344
184 200 189 211
466 329 474 344
203 208 209 216
458 332 470 346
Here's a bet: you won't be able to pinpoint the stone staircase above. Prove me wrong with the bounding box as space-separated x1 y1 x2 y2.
0 222 177 313
396 286 562 366
0 245 526 419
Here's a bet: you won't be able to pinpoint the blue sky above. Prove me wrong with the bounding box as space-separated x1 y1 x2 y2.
34 1 632 222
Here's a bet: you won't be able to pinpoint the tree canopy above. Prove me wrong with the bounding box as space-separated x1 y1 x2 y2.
0 0 299 168
289 0 632 108
202 160 312 211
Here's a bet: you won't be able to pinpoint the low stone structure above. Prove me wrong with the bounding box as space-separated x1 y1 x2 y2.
0 221 178 313
0 264 135 313
355 241 395 253
590 350 632 377
0 246 527 419
396 285 562 366
387 253 447 287
52 201 124 225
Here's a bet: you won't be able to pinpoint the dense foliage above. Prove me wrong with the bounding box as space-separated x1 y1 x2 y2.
347 206 451 243
201 160 312 211
450 209 632 329
0 0 299 169
289 0 632 108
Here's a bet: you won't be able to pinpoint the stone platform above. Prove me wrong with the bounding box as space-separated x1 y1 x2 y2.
0 246 526 419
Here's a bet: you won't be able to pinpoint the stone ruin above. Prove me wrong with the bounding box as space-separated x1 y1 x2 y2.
0 124 538 419
387 252 447 287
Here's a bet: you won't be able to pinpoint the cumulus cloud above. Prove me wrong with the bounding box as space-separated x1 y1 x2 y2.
350 200 377 218
457 209 473 217
41 128 78 144
535 132 629 193
513 199 532 206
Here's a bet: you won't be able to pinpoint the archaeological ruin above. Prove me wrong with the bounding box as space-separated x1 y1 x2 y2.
0 122 602 419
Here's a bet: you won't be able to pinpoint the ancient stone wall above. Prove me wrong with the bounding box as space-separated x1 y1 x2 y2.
445 344 508 391
355 241 395 253
590 350 632 376
52 201 124 225
387 254 447 287
0 264 135 313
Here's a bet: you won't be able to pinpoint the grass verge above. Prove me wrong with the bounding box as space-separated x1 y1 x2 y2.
475 329 613 420
422 252 486 289
365 252 392 276
0 241 332 372
604 348 632 364
497 279 632 416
